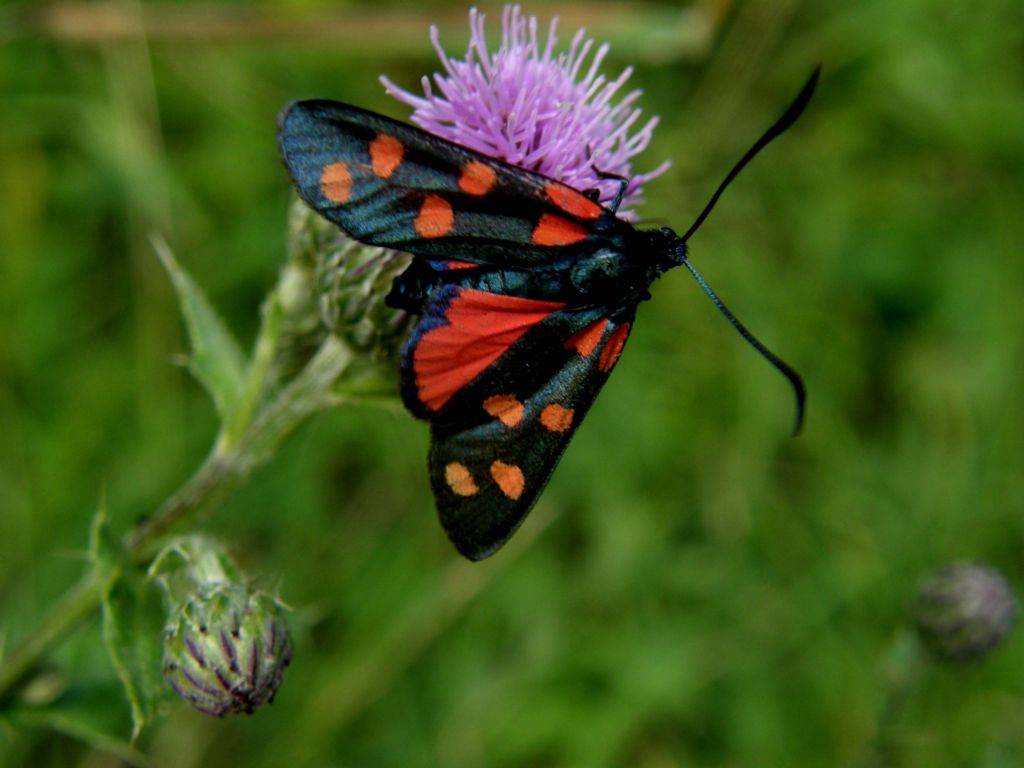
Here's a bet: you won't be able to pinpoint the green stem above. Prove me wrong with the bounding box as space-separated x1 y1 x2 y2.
0 573 106 700
218 289 284 452
856 630 926 767
0 333 354 703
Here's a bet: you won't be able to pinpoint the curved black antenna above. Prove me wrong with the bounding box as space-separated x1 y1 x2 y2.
680 66 821 244
678 247 806 435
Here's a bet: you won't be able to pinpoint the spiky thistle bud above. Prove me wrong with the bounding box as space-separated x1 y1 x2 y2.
163 583 292 717
153 537 292 716
288 199 412 362
914 562 1017 663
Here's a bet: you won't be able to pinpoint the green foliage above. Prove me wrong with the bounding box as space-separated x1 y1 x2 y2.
2 1 1024 766
6 681 155 768
90 505 166 741
153 236 247 425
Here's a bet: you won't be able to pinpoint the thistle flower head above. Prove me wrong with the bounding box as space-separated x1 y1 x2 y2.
380 5 669 219
914 562 1017 663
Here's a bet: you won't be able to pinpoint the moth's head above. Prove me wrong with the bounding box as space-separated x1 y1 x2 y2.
669 231 688 268
641 227 685 277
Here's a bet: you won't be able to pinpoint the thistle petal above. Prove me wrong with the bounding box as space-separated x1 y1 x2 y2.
381 5 668 219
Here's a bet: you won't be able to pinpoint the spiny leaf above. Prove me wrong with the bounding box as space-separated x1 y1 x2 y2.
152 234 246 421
89 501 166 742
88 495 121 591
9 681 156 768
100 572 166 741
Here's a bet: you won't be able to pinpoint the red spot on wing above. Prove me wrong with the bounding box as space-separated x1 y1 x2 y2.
599 323 631 372
532 213 588 246
413 290 566 412
445 260 477 270
415 195 454 238
566 319 609 357
369 134 403 179
545 183 602 220
320 162 352 204
540 403 574 433
483 394 524 427
458 161 496 196
490 461 525 500
444 462 478 496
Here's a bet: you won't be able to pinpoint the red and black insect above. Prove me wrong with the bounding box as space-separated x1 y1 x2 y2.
278 69 818 560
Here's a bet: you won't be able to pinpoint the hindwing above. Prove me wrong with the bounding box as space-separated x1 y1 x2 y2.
402 285 635 559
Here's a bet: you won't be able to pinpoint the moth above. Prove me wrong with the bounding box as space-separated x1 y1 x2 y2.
278 69 818 560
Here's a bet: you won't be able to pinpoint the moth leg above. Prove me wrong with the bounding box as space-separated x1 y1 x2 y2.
594 169 629 214
580 156 629 213
581 142 630 213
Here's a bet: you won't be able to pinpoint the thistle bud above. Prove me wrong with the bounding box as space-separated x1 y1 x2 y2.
914 562 1017 663
163 583 292 717
289 199 412 361
153 537 292 717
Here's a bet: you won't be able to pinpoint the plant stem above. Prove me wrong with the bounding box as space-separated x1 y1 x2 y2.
0 573 106 701
0 333 354 703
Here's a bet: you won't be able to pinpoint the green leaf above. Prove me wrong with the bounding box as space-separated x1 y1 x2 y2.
89 503 167 742
8 681 156 768
152 234 246 421
88 496 121 591
101 573 167 741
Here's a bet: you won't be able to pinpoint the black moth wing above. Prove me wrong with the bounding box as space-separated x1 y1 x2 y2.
418 293 636 560
277 99 627 269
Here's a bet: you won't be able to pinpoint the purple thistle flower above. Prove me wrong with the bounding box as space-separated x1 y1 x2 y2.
380 5 669 220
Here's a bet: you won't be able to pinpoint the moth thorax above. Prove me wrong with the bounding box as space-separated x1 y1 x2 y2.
569 247 631 297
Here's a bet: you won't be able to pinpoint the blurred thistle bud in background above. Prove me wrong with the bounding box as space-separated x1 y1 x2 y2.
914 562 1017 663
153 537 292 717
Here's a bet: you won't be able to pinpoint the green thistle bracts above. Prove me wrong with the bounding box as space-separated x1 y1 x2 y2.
288 198 412 361
163 583 292 717
153 537 292 717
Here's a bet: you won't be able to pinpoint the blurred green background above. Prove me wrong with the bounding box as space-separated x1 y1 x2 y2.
3 0 1024 765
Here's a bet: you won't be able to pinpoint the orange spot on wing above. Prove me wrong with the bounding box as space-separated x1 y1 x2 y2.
532 213 588 246
369 134 403 179
320 162 352 204
490 461 525 500
565 319 609 357
415 195 454 238
483 394 524 427
445 462 478 496
458 161 496 196
540 403 574 433
599 323 631 372
414 290 567 411
545 183 602 220
445 260 476 270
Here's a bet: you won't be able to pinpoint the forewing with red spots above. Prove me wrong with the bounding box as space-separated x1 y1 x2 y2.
402 285 635 560
278 99 633 268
